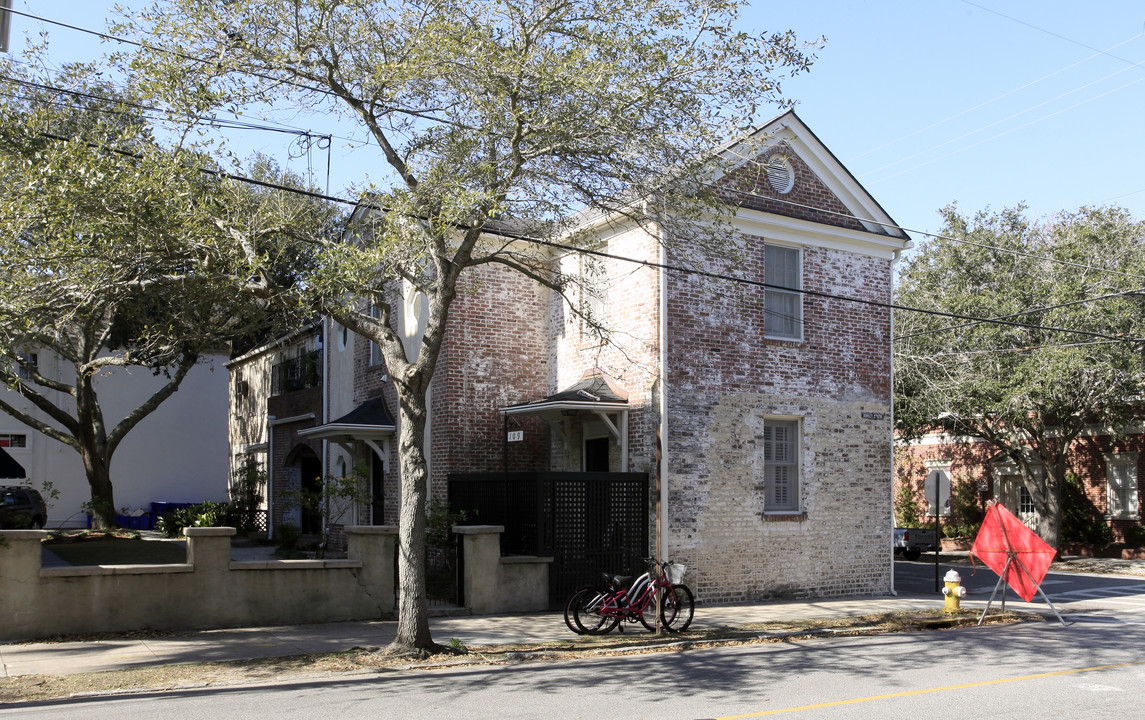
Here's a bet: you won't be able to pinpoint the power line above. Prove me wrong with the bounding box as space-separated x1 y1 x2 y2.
961 0 1145 70
718 183 1145 282
0 73 333 139
894 288 1145 341
896 337 1131 359
11 102 1144 345
847 32 1145 164
5 6 355 105
15 4 1145 288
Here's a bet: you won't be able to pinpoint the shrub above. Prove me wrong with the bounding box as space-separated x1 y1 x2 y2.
229 457 265 534
275 523 302 550
942 480 985 539
1122 524 1145 548
155 501 231 538
1061 472 1114 545
894 479 924 529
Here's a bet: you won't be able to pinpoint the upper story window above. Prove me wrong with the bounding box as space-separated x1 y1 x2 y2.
270 346 321 395
0 433 27 449
581 249 609 342
369 305 384 366
16 353 37 379
764 244 802 340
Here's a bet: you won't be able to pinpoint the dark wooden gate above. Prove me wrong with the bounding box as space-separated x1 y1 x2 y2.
447 472 649 608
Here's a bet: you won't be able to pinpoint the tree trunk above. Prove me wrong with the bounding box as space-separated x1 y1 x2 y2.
1034 467 1064 550
82 445 117 530
77 376 118 530
388 386 438 655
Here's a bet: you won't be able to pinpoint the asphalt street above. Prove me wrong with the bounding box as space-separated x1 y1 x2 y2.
3 560 1144 719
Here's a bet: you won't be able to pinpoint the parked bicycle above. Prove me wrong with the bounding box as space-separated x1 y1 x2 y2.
564 558 694 634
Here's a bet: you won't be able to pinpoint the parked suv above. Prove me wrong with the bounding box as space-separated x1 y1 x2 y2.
0 486 47 529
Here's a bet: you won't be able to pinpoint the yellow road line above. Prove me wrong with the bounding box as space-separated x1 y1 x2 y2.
716 659 1145 718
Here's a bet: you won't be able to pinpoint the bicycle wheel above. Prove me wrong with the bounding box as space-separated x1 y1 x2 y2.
636 586 668 632
661 583 694 632
571 588 620 635
563 585 598 634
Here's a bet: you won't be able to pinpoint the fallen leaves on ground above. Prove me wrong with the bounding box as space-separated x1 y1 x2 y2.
0 609 1027 704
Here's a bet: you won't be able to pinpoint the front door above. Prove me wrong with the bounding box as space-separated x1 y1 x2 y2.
997 473 1039 529
584 436 609 472
300 454 323 534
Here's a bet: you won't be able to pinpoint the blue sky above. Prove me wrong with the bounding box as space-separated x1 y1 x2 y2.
7 1 1145 242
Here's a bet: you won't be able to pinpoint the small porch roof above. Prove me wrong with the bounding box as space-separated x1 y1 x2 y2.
298 398 396 471
0 447 26 479
502 372 629 417
501 371 631 472
298 398 396 442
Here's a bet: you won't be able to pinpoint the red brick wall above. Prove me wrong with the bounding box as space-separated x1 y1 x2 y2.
899 433 1145 541
720 143 867 233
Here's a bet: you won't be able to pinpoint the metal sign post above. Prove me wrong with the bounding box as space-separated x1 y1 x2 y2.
934 474 941 592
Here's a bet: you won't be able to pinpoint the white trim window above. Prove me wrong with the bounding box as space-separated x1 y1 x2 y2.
763 419 800 513
0 433 27 449
369 305 384 366
1105 452 1139 520
764 244 802 340
581 248 609 342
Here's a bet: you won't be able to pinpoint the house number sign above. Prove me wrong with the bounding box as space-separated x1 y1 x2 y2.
507 430 524 442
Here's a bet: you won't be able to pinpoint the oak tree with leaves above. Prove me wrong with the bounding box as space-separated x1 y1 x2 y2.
124 0 817 654
0 63 288 529
894 204 1145 548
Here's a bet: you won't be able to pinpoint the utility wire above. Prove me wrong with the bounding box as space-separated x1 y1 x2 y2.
14 4 1145 286
0 73 333 139
847 32 1145 163
960 0 1145 70
895 288 1145 341
3 5 339 101
896 337 1130 359
19 126 1138 345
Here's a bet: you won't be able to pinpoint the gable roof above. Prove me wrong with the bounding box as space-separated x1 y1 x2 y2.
710 110 909 243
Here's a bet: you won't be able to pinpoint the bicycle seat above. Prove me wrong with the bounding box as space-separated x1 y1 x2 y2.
602 572 632 588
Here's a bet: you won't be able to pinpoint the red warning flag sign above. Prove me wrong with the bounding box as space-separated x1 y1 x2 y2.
970 502 1057 602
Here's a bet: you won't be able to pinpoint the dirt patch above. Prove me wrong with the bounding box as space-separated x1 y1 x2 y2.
0 610 1028 704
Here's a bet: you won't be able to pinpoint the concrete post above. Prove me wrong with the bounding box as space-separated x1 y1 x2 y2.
0 530 46 635
185 527 236 571
454 525 504 614
184 527 236 625
346 525 398 616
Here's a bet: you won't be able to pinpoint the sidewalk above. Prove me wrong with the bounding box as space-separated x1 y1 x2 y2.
0 594 944 678
4 554 1143 679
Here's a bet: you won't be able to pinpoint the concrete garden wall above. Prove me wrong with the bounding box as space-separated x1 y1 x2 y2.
0 525 549 642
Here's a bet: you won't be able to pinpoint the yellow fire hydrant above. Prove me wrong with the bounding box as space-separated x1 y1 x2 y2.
942 569 967 613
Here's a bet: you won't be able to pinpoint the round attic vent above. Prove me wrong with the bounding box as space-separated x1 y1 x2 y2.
766 155 795 194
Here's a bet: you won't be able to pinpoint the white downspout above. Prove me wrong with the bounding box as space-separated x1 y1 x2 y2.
658 225 670 563
889 248 902 597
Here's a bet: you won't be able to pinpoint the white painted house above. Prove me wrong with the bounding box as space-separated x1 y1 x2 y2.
0 350 230 528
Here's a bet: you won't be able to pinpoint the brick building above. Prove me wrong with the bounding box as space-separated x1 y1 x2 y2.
898 429 1143 544
229 111 912 602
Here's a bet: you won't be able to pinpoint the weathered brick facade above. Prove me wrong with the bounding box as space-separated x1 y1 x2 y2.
229 111 910 602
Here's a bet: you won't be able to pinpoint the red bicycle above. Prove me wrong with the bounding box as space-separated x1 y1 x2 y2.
566 559 694 634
